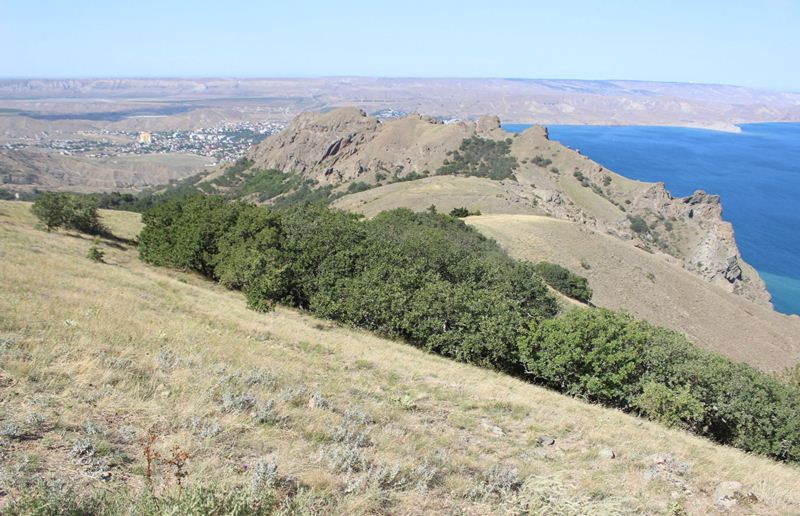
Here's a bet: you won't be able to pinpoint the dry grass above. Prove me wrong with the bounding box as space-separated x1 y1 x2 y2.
1 200 799 514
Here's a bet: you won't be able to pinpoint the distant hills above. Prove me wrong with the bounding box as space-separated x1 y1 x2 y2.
3 77 800 128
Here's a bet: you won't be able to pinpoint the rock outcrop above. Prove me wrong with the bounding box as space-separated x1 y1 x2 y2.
248 109 506 185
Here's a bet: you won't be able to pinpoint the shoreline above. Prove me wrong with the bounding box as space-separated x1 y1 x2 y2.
503 121 745 133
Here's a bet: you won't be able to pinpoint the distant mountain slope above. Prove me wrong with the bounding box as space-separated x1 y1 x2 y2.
0 147 212 192
2 77 799 128
2 200 799 513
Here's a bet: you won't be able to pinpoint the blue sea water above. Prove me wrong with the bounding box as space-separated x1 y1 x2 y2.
502 123 800 315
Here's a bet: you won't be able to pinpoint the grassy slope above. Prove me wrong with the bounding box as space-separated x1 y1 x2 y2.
466 214 800 372
1 200 799 514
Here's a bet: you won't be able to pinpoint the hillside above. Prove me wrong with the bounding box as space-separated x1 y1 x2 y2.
247 109 768 306
0 147 212 193
467 215 800 372
2 201 800 514
155 107 799 373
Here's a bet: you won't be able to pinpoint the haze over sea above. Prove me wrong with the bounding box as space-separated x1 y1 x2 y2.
504 123 800 315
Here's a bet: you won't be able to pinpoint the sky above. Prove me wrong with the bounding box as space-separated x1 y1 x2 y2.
1 0 799 91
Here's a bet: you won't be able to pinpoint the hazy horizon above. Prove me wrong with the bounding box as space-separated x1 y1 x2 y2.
2 0 799 90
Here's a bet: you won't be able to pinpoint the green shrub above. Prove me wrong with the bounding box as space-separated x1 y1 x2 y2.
449 207 481 218
635 381 705 430
437 137 518 180
345 181 373 194
518 310 800 462
531 155 552 167
533 262 592 303
31 192 106 234
87 238 105 263
628 215 649 234
518 309 649 405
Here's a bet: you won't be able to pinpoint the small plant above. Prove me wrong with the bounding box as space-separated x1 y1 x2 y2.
252 400 285 425
470 464 523 500
549 166 559 174
320 444 368 473
141 433 161 494
165 445 190 493
222 391 257 413
86 238 104 263
602 175 612 186
189 416 222 438
307 390 330 410
329 423 371 448
157 347 177 371
250 458 279 491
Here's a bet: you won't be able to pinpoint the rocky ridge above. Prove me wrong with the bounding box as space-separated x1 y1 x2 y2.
245 108 769 305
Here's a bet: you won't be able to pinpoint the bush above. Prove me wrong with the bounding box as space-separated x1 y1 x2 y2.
437 137 518 180
533 262 592 303
531 155 552 167
518 309 800 462
518 309 649 405
449 207 481 218
87 238 105 263
31 192 106 234
628 215 649 234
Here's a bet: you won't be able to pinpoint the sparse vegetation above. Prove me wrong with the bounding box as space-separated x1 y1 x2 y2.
3 200 800 514
437 137 518 180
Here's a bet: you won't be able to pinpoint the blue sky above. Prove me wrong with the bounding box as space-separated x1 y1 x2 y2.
1 0 798 90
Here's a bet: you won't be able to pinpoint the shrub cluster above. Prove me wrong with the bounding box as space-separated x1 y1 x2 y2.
533 262 592 303
138 196 800 463
437 137 518 180
31 192 106 234
449 207 482 218
518 309 800 462
139 196 558 371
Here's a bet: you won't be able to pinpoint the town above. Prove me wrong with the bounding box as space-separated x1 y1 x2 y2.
2 120 286 164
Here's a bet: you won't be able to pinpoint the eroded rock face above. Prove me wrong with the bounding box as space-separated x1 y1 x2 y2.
627 184 770 305
248 108 506 185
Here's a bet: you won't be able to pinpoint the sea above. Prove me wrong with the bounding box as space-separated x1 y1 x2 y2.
503 123 800 315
